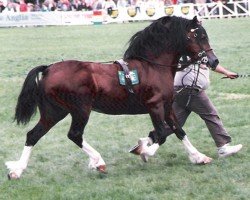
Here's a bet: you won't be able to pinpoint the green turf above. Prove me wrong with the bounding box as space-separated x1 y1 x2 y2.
0 18 249 200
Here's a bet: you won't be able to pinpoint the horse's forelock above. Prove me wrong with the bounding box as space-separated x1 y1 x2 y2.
198 25 209 41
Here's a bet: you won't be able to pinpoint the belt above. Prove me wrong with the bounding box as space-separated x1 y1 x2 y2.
174 85 202 93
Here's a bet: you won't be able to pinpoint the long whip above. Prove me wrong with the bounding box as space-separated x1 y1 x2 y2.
221 74 250 79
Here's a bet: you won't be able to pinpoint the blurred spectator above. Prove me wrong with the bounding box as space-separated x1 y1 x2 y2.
6 0 19 12
71 0 86 11
164 0 173 5
33 2 41 11
0 0 6 12
19 0 28 12
127 0 135 6
135 0 143 12
146 0 158 8
116 0 128 8
41 3 49 11
103 0 117 9
85 0 94 10
57 0 71 11
92 0 103 10
103 0 116 14
1 0 235 13
43 0 56 11
196 0 206 3
27 2 35 11
183 0 196 3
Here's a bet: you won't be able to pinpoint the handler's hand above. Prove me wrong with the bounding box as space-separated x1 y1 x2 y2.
225 71 238 79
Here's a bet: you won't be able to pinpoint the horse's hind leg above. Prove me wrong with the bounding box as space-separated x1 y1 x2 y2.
68 107 106 173
5 105 68 180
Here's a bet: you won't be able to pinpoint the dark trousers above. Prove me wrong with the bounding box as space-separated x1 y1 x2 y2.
166 87 231 147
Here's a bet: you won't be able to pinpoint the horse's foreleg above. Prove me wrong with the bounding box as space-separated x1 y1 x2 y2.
165 112 212 164
182 135 212 164
130 105 168 161
129 136 159 162
137 127 213 164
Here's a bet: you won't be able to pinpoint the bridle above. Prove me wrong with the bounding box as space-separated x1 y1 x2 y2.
186 28 213 66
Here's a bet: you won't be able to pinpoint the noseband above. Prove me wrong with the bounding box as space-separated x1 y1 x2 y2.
196 48 213 65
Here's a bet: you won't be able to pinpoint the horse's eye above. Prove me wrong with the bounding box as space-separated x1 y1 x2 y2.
201 34 207 40
186 36 190 41
194 33 197 38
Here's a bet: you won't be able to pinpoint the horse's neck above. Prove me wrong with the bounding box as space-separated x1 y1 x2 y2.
154 53 180 73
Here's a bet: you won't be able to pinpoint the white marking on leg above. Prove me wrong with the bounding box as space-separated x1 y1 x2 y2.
19 146 33 168
5 146 33 179
139 142 160 162
82 139 105 170
139 137 153 147
182 135 198 155
143 143 160 156
182 136 212 164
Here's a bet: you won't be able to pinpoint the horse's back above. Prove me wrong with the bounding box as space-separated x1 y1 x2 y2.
44 60 92 87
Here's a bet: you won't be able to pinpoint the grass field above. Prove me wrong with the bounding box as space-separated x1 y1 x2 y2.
0 18 250 200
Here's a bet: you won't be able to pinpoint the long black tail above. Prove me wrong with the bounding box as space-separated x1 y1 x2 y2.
14 65 49 125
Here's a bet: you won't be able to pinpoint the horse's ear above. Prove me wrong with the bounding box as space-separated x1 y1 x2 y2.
192 16 198 24
191 16 202 26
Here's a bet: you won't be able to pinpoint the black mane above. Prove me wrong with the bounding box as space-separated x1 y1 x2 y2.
123 16 200 60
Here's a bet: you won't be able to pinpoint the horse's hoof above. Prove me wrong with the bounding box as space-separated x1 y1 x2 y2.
140 153 149 162
129 144 142 155
196 156 213 165
97 165 107 174
202 156 213 164
8 172 19 180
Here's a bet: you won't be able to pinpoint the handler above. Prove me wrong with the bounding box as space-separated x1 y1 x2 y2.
146 57 243 157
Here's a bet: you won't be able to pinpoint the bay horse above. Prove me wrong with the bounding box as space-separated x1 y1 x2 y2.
6 16 219 179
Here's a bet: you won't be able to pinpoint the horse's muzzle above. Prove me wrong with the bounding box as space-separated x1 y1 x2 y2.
208 58 219 70
207 50 219 70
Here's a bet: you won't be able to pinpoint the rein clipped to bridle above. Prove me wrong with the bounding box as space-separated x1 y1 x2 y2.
132 50 209 71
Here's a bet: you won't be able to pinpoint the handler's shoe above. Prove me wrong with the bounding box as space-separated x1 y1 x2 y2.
218 143 242 158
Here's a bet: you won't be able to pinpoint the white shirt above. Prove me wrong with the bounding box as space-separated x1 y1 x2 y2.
174 64 210 90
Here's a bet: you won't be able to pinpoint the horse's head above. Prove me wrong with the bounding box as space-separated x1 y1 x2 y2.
123 16 219 70
185 16 219 69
